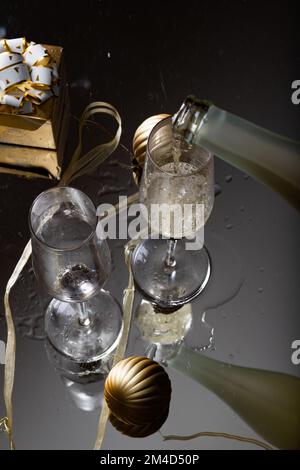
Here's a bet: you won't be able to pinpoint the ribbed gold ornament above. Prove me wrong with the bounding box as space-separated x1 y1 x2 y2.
110 410 169 438
132 114 170 185
104 356 171 428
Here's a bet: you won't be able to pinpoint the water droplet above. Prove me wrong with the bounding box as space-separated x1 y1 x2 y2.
258 287 263 294
240 206 245 212
243 174 250 180
226 223 233 230
259 267 264 272
225 175 232 183
214 184 222 196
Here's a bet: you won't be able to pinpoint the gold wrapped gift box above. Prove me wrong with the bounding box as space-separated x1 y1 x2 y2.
0 44 69 179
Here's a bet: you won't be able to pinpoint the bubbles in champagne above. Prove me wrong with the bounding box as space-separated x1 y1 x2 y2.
144 137 214 239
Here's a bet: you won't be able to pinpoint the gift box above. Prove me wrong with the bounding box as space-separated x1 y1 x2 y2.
0 40 69 179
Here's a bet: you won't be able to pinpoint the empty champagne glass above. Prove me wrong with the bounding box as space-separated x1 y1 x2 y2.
29 187 123 362
131 117 214 310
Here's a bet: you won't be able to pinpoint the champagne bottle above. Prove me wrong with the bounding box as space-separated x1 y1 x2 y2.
173 96 300 209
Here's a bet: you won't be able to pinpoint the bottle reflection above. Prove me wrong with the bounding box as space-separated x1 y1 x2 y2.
135 299 300 449
169 345 300 450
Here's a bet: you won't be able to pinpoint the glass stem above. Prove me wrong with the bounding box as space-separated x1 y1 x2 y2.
165 238 177 268
77 302 91 327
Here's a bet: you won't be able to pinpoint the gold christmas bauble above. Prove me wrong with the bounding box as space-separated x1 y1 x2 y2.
132 114 170 185
104 356 171 426
110 410 169 438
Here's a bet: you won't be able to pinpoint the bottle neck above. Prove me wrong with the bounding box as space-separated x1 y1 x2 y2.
172 95 212 145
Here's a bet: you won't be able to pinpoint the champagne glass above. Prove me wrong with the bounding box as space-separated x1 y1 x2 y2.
131 117 214 310
29 187 123 362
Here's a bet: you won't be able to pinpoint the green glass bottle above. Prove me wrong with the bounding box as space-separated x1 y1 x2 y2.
173 96 300 209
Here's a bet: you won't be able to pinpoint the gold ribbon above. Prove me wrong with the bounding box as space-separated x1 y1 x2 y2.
60 102 122 184
0 37 58 113
162 432 273 450
93 239 138 449
1 100 122 450
2 241 32 449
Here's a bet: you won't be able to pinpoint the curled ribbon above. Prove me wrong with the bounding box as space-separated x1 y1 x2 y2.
0 37 59 114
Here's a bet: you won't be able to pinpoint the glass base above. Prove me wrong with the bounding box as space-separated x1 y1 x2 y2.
45 290 123 363
131 239 211 310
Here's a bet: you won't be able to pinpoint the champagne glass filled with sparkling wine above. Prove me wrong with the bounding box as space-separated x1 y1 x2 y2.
131 117 214 310
29 187 123 362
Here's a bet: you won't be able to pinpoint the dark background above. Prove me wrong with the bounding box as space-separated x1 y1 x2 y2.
0 0 299 449
2 0 300 136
